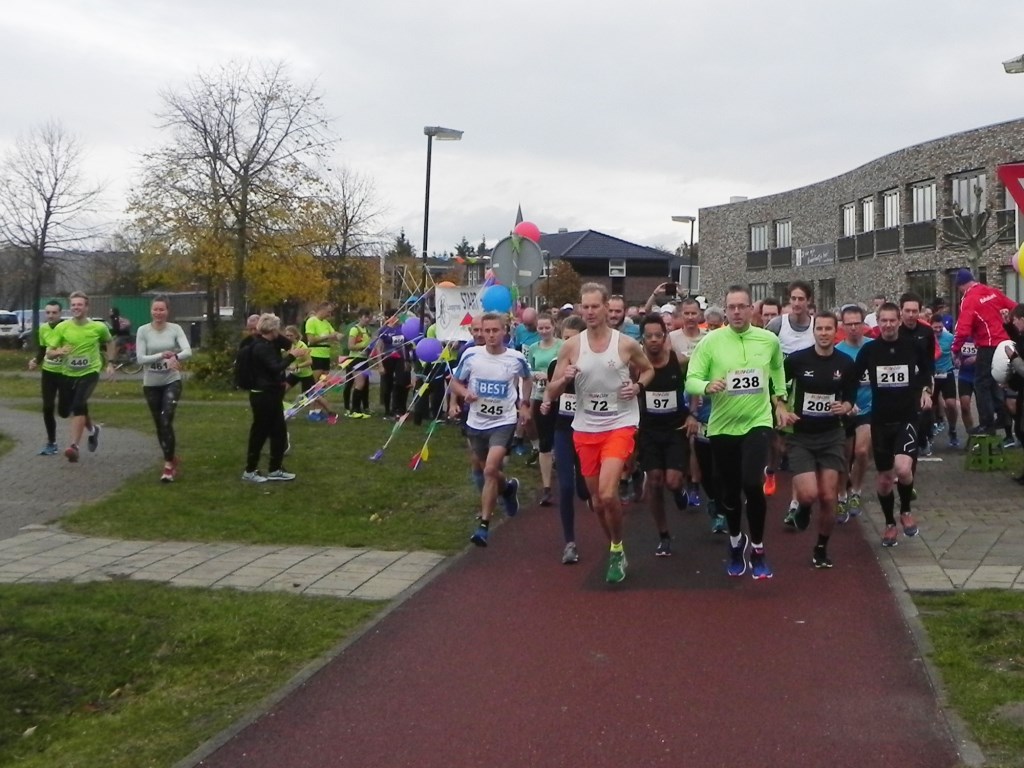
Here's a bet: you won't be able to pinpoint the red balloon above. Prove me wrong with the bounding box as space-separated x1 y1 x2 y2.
513 221 541 244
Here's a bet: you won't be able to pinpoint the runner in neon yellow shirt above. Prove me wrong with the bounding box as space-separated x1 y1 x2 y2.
344 308 373 417
685 286 786 580
26 301 68 454
48 291 117 462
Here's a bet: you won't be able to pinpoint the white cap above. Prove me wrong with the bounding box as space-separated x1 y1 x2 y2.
659 304 676 314
560 303 574 310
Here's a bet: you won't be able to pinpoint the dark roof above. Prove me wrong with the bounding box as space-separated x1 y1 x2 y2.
539 230 673 262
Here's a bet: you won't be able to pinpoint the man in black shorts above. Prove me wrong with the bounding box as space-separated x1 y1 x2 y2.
637 314 697 557
848 303 932 547
776 312 859 567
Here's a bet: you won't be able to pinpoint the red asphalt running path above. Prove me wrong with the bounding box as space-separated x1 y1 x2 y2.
197 480 961 768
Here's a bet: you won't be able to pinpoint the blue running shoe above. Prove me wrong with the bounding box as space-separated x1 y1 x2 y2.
727 533 749 577
502 477 520 517
848 493 863 517
750 548 773 580
38 442 58 456
711 514 729 534
687 484 702 508
948 433 960 449
835 498 850 525
672 488 688 511
470 522 488 547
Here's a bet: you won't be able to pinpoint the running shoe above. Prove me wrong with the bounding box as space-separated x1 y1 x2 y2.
763 468 777 496
525 449 540 467
561 542 579 564
783 503 799 530
39 442 58 456
835 498 850 525
655 537 672 557
900 512 919 537
687 484 702 508
538 487 552 507
64 444 79 463
672 487 689 511
87 424 101 452
750 548 773 580
711 514 729 535
933 421 946 435
241 470 267 483
470 523 488 547
160 464 175 483
920 441 933 457
513 441 530 457
502 477 520 517
848 492 862 517
812 545 834 569
948 433 960 449
618 478 632 503
1003 436 1018 450
266 469 296 481
631 469 646 502
727 533 749 577
794 504 811 532
326 413 339 425
606 550 627 583
881 525 899 547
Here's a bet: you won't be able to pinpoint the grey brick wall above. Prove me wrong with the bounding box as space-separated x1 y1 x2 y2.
698 118 1024 309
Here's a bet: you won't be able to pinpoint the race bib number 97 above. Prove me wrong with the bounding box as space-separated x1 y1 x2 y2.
876 364 909 388
645 390 677 413
726 368 764 395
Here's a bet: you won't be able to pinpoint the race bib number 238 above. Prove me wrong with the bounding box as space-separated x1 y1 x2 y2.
726 368 764 395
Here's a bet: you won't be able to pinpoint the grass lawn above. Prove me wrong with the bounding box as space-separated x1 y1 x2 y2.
916 590 1024 768
0 372 239 402
0 581 381 768
0 430 12 460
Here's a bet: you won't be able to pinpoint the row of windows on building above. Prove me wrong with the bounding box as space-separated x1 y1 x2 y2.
748 169 1002 251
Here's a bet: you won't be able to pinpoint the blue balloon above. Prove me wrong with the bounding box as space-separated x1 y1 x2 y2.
415 337 443 363
480 284 513 313
401 317 423 340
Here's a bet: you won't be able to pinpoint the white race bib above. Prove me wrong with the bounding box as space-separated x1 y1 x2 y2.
645 390 677 413
149 360 169 372
726 368 764 395
961 342 977 357
558 393 577 416
68 356 90 370
473 399 507 419
934 372 948 380
801 392 835 417
876 364 909 388
583 393 618 414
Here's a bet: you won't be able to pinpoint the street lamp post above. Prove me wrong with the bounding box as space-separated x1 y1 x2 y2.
671 215 697 296
420 125 463 323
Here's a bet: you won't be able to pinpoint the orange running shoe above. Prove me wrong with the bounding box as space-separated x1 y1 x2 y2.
762 468 777 496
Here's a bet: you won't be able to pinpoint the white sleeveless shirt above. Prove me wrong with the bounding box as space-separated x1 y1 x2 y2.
777 314 814 356
571 329 640 433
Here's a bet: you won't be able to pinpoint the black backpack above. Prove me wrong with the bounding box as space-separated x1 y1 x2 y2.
234 339 256 390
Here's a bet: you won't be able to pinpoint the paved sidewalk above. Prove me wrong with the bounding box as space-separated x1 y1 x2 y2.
861 438 1024 591
0 402 443 600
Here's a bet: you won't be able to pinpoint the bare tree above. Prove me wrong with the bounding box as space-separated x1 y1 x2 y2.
939 183 1013 276
145 60 336 319
0 121 103 343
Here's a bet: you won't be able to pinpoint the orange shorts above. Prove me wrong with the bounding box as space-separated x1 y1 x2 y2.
573 427 637 478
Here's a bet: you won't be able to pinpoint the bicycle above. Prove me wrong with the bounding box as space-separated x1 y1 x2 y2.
111 339 143 374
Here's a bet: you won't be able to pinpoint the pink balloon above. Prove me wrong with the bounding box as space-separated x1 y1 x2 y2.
513 221 541 244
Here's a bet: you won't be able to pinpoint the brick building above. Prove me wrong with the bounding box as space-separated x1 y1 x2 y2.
697 118 1024 311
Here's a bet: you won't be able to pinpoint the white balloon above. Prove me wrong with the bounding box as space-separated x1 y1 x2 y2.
992 339 1017 385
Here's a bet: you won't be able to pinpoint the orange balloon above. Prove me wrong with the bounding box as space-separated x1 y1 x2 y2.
437 280 456 288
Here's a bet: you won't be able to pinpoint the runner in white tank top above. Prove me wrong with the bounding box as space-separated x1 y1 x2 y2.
547 284 654 584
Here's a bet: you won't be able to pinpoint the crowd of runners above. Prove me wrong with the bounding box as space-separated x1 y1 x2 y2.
23 276 1024 584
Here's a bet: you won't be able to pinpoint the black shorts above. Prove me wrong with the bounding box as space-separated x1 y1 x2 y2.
785 429 846 474
63 372 99 418
934 374 957 400
842 412 871 438
958 379 974 398
637 427 688 473
871 421 917 472
286 373 316 393
310 356 331 373
344 357 371 375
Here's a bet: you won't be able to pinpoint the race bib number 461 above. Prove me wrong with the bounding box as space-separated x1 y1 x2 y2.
726 368 764 395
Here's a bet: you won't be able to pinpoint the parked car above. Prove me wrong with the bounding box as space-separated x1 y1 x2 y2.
0 310 20 348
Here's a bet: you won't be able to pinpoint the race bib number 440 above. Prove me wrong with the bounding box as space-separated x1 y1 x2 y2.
726 368 764 395
876 364 909 388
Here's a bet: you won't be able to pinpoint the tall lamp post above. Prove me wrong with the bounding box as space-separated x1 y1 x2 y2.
420 125 463 322
671 215 697 296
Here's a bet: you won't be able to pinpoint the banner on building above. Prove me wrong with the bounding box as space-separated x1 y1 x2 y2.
434 285 483 341
795 243 836 267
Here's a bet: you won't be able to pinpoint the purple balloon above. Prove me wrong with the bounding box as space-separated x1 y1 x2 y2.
415 337 443 363
401 317 423 340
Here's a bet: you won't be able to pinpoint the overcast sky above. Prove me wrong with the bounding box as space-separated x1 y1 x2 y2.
4 0 1024 255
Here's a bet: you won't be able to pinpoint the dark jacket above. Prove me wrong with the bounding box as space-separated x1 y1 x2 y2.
243 334 295 392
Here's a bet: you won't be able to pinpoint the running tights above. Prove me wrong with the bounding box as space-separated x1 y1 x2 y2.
247 389 287 473
144 381 182 462
552 428 589 544
40 369 65 443
709 427 772 543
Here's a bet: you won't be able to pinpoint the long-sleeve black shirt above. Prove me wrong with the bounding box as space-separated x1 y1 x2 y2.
783 346 859 434
851 335 931 423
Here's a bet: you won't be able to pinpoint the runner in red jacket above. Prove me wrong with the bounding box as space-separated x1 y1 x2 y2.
951 269 1016 434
